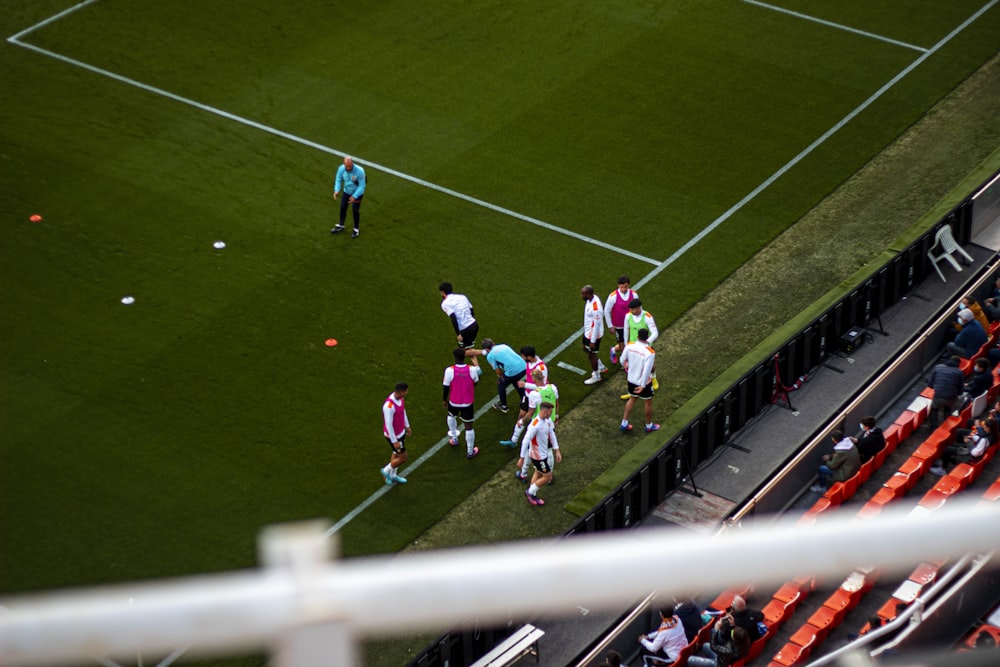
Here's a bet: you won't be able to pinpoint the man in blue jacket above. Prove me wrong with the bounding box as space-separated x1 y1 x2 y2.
947 308 988 359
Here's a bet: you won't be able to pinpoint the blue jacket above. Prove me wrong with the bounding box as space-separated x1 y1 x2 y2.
929 358 965 400
954 320 988 358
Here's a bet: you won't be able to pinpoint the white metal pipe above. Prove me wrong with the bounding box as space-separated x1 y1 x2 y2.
1 499 999 666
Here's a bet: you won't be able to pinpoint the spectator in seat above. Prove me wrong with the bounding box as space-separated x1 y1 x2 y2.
673 597 703 644
932 420 989 475
961 358 993 410
928 356 965 428
947 308 988 359
724 595 766 643
856 416 885 463
638 607 688 665
688 626 750 667
811 430 861 493
958 296 991 332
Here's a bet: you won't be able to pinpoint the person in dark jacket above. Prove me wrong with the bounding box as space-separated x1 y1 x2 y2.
962 357 993 408
928 356 965 428
724 595 765 642
688 626 750 667
856 416 885 463
673 597 703 644
947 309 988 359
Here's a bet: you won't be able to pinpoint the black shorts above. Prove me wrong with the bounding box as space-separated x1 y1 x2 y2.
531 457 553 474
582 335 601 353
614 327 626 344
448 403 475 422
384 437 406 454
627 381 653 400
519 393 531 412
459 322 479 348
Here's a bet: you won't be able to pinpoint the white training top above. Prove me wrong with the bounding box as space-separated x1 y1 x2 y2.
441 293 476 330
621 342 656 387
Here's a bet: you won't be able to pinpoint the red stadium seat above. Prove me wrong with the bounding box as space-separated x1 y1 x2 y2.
882 425 901 454
773 640 812 666
857 458 874 484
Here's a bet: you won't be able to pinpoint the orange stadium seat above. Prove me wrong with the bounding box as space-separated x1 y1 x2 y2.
882 424 901 454
773 640 812 666
893 411 915 441
857 458 874 484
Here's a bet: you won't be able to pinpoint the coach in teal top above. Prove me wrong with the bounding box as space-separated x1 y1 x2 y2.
331 155 366 238
474 339 527 414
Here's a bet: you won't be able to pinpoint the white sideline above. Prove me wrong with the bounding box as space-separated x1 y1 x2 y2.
8 0 1000 538
742 0 928 53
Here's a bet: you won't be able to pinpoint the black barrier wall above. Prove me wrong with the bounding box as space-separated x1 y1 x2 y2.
407 183 987 666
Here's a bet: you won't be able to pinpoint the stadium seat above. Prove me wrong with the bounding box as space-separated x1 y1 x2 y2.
945 464 976 490
917 488 950 511
927 223 974 282
876 597 907 623
883 466 919 496
899 456 931 485
970 389 990 418
773 640 812 666
907 396 932 424
892 412 915 441
746 636 768 662
857 458 874 484
763 598 795 630
824 482 846 506
809 496 833 514
882 425 901 454
982 478 1000 502
843 473 859 499
825 585 864 622
774 581 805 607
805 605 838 643
874 445 888 469
912 430 951 460
908 562 939 587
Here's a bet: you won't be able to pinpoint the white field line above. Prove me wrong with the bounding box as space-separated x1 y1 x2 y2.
742 0 929 53
6 20 658 267
9 0 999 535
631 0 999 295
338 0 999 533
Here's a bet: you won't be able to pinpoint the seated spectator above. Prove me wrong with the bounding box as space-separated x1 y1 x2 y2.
932 422 988 475
928 356 965 428
947 309 988 359
687 626 750 667
811 430 861 493
673 597 702 644
638 607 688 665
954 297 991 333
723 595 766 642
984 278 1000 320
856 416 885 463
961 358 993 410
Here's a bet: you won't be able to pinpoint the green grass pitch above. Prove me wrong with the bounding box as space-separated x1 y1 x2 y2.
2 0 999 603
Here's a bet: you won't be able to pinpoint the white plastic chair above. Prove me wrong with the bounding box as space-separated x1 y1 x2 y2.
927 224 974 282
970 389 990 418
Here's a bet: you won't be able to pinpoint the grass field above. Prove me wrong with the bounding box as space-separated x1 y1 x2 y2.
2 0 999 650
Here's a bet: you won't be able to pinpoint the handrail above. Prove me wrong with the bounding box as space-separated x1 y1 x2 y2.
2 501 1000 667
